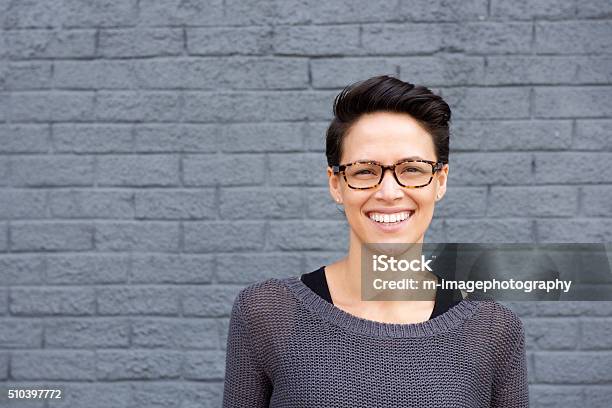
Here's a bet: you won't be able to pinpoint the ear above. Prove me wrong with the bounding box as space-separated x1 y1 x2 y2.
434 164 449 202
328 167 342 203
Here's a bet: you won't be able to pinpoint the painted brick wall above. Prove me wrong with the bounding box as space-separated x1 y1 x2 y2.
0 1 611 407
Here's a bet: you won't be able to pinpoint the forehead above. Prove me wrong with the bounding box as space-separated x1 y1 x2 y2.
341 111 436 163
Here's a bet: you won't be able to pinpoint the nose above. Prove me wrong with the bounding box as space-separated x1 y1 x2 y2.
374 168 404 201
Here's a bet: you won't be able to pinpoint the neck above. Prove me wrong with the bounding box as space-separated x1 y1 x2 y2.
331 229 434 311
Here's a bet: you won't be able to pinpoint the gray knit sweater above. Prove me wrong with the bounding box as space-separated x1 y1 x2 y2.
222 276 529 407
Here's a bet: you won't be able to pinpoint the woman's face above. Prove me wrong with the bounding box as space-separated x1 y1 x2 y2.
328 111 448 246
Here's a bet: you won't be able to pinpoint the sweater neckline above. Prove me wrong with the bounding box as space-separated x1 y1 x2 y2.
281 275 482 338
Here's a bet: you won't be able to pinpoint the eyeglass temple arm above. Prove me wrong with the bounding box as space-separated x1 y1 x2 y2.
435 161 446 171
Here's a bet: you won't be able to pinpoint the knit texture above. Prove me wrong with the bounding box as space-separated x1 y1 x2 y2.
222 276 529 407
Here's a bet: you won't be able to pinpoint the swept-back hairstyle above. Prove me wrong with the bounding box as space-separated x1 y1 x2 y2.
326 75 451 167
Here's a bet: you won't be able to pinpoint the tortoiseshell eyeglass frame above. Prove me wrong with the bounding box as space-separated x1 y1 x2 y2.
332 159 446 190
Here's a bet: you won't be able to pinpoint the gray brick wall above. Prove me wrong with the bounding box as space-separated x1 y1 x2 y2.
0 0 611 407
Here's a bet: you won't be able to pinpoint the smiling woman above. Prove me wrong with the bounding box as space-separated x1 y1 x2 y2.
222 75 529 408
321 78 453 315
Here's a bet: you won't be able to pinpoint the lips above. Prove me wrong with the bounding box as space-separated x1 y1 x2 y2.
365 209 415 232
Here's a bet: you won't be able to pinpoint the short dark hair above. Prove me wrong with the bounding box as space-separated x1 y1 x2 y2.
325 75 451 167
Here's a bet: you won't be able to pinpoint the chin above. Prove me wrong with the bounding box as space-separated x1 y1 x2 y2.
380 235 419 244
365 230 419 244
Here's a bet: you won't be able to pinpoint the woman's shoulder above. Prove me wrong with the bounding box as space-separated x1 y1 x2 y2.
229 276 302 342
469 299 526 345
476 300 524 327
232 276 297 314
235 275 291 296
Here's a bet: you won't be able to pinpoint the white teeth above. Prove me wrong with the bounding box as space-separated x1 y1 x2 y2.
368 211 412 224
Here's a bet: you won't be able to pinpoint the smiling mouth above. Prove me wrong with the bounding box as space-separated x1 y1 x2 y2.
366 210 415 224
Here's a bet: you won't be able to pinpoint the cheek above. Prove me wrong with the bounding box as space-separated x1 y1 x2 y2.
343 196 373 228
419 185 436 202
412 192 437 228
413 189 437 209
343 191 370 212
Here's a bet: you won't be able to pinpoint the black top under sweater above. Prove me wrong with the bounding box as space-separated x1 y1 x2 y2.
300 265 463 319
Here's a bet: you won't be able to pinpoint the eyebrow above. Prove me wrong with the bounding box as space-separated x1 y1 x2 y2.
354 156 428 163
397 156 426 161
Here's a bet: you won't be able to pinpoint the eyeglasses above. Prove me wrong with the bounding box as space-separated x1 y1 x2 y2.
332 159 445 190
